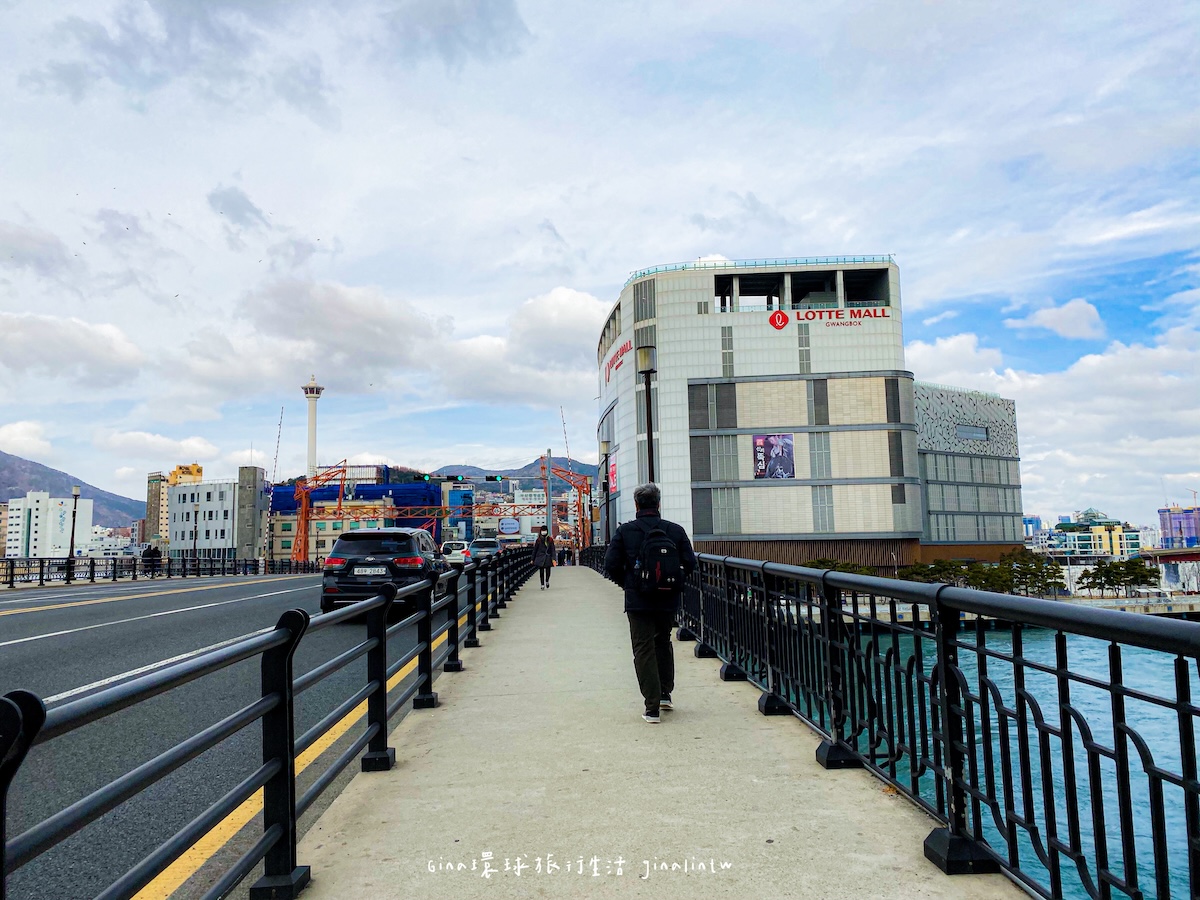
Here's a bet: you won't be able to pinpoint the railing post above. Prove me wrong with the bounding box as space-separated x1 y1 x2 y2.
37 558 45 587
1 690 47 900
694 559 720 659
65 555 74 585
361 585 397 772
815 575 863 769
131 558 138 581
4 559 12 589
923 590 999 874
444 571 464 672
495 554 509 609
248 609 311 900
413 577 439 709
166 557 173 578
478 561 494 630
88 558 96 583
464 564 482 647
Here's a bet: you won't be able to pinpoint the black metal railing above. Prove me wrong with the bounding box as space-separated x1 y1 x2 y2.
1 548 534 900
1 557 321 588
582 546 1200 900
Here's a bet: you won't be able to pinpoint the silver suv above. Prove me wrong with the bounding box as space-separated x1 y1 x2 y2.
441 540 469 568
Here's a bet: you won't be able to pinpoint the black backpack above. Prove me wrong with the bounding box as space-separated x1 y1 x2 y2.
633 521 684 592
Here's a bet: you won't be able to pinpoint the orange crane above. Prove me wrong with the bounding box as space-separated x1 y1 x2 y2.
291 461 348 561
547 457 593 551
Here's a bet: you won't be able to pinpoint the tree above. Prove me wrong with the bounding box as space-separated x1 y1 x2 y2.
801 558 876 576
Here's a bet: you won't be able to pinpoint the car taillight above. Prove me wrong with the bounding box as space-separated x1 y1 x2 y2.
392 557 424 568
462 550 471 557
324 557 346 567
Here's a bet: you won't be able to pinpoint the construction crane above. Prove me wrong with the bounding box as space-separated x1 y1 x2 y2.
291 460 348 561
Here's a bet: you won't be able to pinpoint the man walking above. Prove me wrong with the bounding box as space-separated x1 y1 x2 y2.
604 483 696 724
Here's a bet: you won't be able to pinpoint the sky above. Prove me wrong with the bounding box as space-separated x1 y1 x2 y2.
0 0 1197 528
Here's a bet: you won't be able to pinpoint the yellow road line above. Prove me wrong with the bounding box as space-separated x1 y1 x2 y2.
0 577 309 618
134 612 472 899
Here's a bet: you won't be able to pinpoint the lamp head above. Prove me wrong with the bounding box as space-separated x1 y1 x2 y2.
72 485 80 498
635 346 657 374
599 440 611 455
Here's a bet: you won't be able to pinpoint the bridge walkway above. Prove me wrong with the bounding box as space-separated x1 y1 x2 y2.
297 566 1021 899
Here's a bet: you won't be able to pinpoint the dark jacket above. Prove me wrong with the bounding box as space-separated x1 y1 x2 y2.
603 510 696 613
532 536 555 568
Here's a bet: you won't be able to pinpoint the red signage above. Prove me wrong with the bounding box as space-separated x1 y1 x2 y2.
604 340 633 384
768 310 789 330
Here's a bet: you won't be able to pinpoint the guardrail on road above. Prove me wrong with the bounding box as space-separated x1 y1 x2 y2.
0 548 534 900
581 546 1200 900
2 557 321 588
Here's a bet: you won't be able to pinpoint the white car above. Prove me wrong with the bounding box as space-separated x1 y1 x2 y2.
441 541 471 568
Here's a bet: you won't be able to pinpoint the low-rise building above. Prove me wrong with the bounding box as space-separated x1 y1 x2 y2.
166 467 269 560
4 491 94 558
1043 508 1141 561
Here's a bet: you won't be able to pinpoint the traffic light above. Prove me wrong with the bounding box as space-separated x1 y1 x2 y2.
411 473 432 482
451 474 465 482
484 475 503 482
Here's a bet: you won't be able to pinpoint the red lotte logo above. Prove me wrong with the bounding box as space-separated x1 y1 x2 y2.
768 310 789 330
604 340 633 383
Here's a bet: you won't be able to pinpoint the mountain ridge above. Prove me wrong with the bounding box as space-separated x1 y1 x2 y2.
0 450 145 528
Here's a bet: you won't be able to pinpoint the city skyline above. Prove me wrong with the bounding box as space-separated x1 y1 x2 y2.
0 1 1196 528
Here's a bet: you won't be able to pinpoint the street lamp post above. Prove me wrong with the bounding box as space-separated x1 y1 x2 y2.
889 551 898 579
599 439 611 544
67 485 80 583
636 346 657 484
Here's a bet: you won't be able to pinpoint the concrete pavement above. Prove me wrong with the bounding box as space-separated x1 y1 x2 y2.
297 566 1021 899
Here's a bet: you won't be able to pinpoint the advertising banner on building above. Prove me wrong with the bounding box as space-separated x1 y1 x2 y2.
753 434 796 479
608 459 617 494
498 517 520 535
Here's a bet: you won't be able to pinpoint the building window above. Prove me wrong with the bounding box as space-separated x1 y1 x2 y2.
956 424 989 442
317 539 326 549
812 485 835 532
281 539 292 550
316 522 326 531
223 510 229 520
710 435 739 481
687 383 737 429
797 324 811 374
205 529 210 539
885 379 901 424
633 279 656 322
715 274 734 312
721 326 734 377
697 300 710 315
892 484 906 504
712 487 741 533
220 528 226 539
689 437 711 482
807 379 829 426
206 491 212 502
219 491 225 501
809 433 831 478
332 522 342 530
635 384 659 436
692 488 713 534
888 432 905 477
281 522 293 532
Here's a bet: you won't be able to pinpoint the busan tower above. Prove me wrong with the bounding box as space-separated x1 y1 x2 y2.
302 375 324 476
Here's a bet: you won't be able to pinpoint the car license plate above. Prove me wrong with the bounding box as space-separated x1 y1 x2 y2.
354 566 387 576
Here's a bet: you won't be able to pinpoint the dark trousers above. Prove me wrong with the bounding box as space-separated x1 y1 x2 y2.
539 564 552 586
627 611 675 713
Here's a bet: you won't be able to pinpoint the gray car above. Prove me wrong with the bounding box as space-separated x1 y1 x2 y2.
467 538 501 561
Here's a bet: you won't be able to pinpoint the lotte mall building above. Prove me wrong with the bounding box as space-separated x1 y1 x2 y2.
595 256 1024 569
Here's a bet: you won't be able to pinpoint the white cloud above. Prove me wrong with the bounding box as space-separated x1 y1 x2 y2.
921 310 958 326
114 465 136 478
1004 298 1106 339
906 327 1200 524
0 421 52 458
94 430 220 461
0 313 144 382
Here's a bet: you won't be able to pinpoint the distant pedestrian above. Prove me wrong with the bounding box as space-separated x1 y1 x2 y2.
603 483 696 724
532 527 555 590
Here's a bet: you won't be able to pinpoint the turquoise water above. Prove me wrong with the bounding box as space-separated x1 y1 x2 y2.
850 626 1199 899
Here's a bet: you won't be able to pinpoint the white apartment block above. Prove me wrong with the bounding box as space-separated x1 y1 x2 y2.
4 491 94 558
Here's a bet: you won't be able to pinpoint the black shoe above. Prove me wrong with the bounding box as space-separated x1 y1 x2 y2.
660 694 673 711
642 710 660 724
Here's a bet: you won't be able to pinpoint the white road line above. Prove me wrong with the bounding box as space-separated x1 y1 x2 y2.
0 586 313 650
43 628 275 704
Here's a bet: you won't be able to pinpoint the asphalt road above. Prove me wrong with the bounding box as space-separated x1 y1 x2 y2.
0 573 479 900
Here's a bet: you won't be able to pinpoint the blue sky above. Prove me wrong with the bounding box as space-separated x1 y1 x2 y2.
0 0 1197 528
